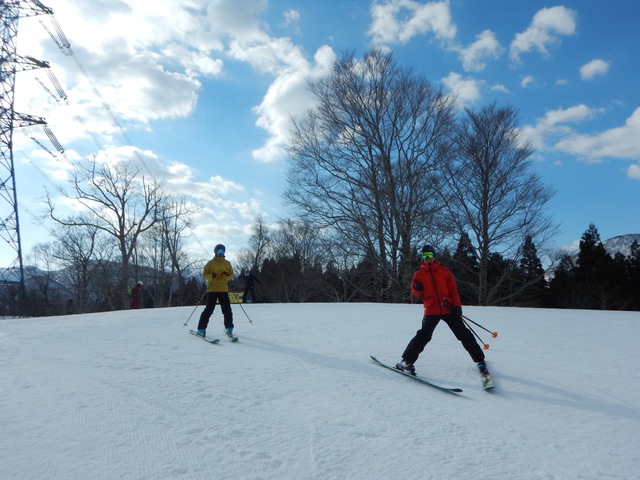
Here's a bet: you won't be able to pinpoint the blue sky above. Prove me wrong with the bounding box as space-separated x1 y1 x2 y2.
6 0 640 267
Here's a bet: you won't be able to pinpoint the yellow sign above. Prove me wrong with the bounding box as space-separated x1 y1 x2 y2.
229 292 243 304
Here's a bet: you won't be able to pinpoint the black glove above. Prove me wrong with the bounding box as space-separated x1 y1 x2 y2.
413 281 423 291
453 306 463 319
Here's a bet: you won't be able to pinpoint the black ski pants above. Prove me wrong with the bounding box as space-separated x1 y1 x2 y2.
243 286 257 303
197 292 234 331
402 314 485 365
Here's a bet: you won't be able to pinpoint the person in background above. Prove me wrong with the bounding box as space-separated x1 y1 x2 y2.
129 281 143 309
396 245 489 377
196 244 234 337
241 269 261 303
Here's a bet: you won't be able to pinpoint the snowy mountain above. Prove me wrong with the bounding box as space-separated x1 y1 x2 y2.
603 234 640 256
1 303 639 480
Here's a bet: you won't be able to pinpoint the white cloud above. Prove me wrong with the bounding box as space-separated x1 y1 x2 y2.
555 107 640 162
441 72 481 108
283 9 301 27
543 104 600 125
520 104 601 150
510 6 577 61
368 0 456 47
251 45 336 163
16 0 227 146
18 0 329 170
580 59 609 80
521 75 535 88
458 29 503 72
523 105 640 171
519 124 546 151
215 9 337 164
490 84 510 94
628 164 640 180
204 0 269 39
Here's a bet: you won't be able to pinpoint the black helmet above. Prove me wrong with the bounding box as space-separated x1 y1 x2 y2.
422 245 436 255
214 244 226 255
421 245 436 260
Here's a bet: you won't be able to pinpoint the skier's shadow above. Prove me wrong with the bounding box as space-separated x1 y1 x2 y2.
495 372 640 421
238 334 373 375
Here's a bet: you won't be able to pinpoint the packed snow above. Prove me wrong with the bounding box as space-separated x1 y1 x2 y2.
1 303 639 480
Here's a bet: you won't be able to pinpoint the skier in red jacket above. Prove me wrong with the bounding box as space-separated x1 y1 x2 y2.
396 245 488 376
129 281 143 309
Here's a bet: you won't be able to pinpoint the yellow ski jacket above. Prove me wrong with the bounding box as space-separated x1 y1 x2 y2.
202 255 234 292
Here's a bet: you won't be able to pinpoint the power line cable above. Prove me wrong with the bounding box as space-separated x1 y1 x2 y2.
32 8 212 257
39 15 153 175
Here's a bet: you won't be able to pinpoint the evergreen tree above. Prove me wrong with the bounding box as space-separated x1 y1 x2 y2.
486 252 518 306
576 224 608 276
520 235 544 279
574 224 624 309
624 241 640 310
546 254 578 308
450 232 479 305
518 235 547 306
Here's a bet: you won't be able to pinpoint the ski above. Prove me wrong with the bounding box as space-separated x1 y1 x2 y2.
226 331 239 343
189 330 220 344
370 356 462 393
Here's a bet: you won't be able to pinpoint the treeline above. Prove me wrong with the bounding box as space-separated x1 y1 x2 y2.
2 217 638 317
547 225 640 311
2 266 204 318
235 220 640 311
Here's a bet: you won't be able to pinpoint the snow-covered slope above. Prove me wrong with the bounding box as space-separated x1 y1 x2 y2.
1 303 639 480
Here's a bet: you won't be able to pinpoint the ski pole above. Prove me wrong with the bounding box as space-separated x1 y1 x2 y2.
462 314 498 338
237 300 253 325
183 289 208 327
463 318 491 350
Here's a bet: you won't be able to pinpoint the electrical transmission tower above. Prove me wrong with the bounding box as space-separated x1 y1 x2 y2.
1 0 53 311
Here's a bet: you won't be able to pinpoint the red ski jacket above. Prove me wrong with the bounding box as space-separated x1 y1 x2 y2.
411 261 462 316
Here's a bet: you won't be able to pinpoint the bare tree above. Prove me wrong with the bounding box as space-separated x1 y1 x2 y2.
49 223 102 313
139 198 200 307
259 218 327 302
25 244 59 316
236 215 271 274
46 157 166 309
160 199 200 305
441 103 558 305
285 49 456 301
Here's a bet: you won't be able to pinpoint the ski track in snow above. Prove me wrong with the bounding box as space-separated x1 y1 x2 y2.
1 303 639 479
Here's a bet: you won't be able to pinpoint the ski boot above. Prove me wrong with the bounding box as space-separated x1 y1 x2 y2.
395 361 416 375
225 327 238 342
477 362 489 375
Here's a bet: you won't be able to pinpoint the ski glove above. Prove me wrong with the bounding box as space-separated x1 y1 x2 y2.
453 306 463 319
413 281 423 291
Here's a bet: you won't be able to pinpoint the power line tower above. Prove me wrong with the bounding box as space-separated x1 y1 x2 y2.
1 0 53 313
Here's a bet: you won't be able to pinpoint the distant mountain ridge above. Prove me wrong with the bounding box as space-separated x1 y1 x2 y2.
603 234 640 256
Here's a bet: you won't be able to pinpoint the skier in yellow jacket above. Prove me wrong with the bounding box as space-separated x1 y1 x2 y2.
196 244 234 337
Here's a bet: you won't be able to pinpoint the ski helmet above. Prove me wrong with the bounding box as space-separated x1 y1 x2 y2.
421 245 436 259
214 244 226 255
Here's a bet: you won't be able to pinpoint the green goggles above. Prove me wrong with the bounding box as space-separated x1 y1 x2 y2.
421 251 434 260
